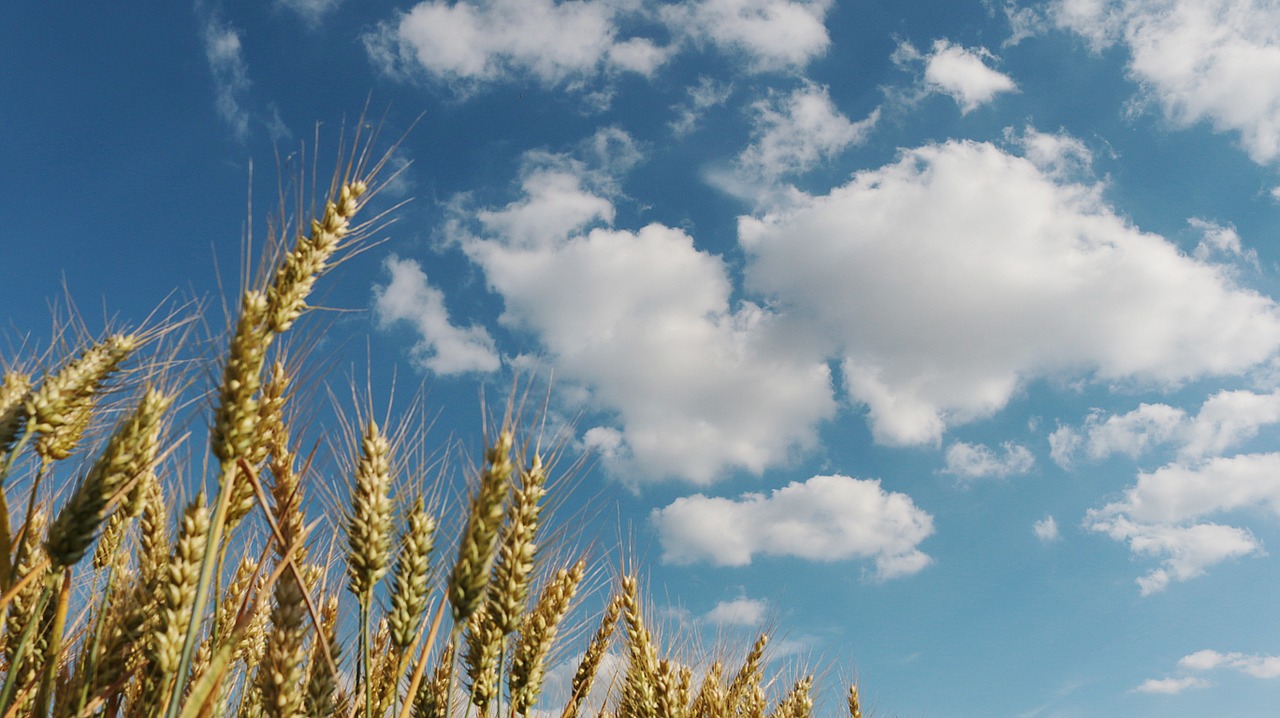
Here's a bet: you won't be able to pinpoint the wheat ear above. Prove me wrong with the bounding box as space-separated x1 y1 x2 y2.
562 590 623 718
509 558 587 716
390 495 437 650
26 333 136 463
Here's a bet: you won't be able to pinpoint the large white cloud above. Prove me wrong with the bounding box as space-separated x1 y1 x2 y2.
364 0 669 90
374 257 502 375
651 474 934 579
1084 452 1280 593
739 137 1280 446
453 141 835 483
660 0 833 71
1055 0 1280 164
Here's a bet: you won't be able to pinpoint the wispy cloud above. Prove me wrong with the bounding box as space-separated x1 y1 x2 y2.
943 441 1035 480
199 10 251 140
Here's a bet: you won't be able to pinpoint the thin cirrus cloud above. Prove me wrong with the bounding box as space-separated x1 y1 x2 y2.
739 134 1280 447
1136 649 1280 693
1054 0 1280 164
651 474 935 579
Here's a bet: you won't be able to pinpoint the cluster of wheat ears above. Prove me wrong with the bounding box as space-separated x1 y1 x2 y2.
0 130 865 718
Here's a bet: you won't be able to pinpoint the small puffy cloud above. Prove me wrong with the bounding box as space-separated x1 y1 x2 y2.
1051 390 1280 467
1086 514 1260 595
1010 126 1095 178
739 137 1280 446
704 597 767 626
923 40 1018 112
1034 515 1060 542
200 13 251 139
1133 676 1210 694
374 257 501 375
943 441 1035 480
1190 218 1259 268
661 0 833 72
894 40 1017 113
670 76 734 137
651 474 934 579
364 0 668 92
732 83 878 185
1055 0 1280 164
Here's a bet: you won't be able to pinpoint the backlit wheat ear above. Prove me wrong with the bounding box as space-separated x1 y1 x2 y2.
846 684 862 718
726 633 769 714
462 607 502 713
347 420 394 599
211 290 269 469
688 661 725 718
303 595 342 718
619 574 659 718
771 676 813 718
489 454 547 637
389 495 437 650
448 429 513 627
142 496 210 710
267 180 369 335
563 590 623 718
4 508 49 701
0 372 31 455
45 386 171 569
509 558 587 716
653 659 691 718
27 333 136 463
411 641 454 718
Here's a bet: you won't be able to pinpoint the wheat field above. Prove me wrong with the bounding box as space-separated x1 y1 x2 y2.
0 131 864 718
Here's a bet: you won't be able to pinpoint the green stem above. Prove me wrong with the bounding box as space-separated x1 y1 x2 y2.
363 592 373 718
33 568 71 717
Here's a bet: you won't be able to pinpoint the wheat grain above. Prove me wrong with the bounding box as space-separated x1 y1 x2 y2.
389 495 437 650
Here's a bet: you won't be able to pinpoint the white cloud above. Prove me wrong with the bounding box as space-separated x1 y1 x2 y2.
670 76 734 137
1190 218 1259 268
660 0 833 72
732 83 879 185
374 257 501 375
364 0 668 92
651 474 934 579
276 0 343 25
1133 676 1210 694
739 137 1280 446
1050 389 1280 467
455 143 835 483
1055 0 1280 164
922 40 1018 113
1086 514 1260 595
1034 515 1060 541
943 441 1035 480
1178 649 1280 679
704 597 767 626
1138 649 1280 695
1011 126 1096 178
200 13 251 140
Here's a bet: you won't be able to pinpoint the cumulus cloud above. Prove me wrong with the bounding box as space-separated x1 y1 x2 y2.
1050 389 1280 467
200 12 251 140
704 597 767 626
374 257 501 375
1190 218 1259 268
1054 0 1280 164
651 474 934 579
1034 515 1060 541
453 138 835 483
739 136 1280 446
660 0 833 72
1083 448 1280 593
894 39 1017 113
943 441 1035 480
364 0 669 92
731 83 879 186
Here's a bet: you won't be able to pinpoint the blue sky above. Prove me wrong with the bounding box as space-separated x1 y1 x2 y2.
6 1 1280 715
